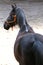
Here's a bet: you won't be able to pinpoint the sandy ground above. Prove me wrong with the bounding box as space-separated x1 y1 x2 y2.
0 2 43 65
0 26 19 65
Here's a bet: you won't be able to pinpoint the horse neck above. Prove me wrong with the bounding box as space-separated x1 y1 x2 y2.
16 21 34 41
19 21 34 34
17 22 34 37
16 25 28 40
19 22 29 33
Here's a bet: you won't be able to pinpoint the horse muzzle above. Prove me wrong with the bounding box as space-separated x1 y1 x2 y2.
4 21 10 30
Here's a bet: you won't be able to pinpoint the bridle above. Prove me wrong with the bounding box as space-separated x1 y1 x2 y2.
5 21 15 26
5 21 15 23
5 15 17 26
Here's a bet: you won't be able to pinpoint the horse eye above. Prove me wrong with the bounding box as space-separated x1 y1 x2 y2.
12 15 14 17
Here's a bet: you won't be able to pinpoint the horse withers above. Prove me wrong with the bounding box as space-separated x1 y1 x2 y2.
4 4 43 65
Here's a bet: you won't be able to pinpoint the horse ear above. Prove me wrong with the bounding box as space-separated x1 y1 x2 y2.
11 5 14 9
11 3 17 9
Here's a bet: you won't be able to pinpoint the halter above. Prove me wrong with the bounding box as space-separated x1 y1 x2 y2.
5 21 15 26
5 15 17 26
5 21 14 24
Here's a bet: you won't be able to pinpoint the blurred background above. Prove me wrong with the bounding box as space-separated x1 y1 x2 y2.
0 0 43 3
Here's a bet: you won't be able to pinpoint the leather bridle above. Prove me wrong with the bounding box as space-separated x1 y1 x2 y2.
5 15 17 26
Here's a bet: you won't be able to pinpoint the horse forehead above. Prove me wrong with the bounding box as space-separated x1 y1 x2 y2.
10 9 15 15
10 7 20 16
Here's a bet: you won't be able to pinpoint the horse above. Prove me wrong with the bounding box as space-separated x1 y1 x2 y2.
4 4 43 65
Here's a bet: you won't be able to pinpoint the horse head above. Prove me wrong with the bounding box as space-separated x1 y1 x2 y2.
4 4 17 30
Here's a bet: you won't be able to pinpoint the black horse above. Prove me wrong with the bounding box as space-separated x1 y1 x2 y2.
4 4 43 65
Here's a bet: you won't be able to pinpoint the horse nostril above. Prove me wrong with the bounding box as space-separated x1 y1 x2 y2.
4 22 10 30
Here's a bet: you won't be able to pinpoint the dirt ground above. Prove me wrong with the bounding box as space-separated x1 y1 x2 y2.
0 1 43 65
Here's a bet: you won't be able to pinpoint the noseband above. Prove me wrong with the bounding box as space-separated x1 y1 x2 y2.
5 21 15 24
5 21 15 26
